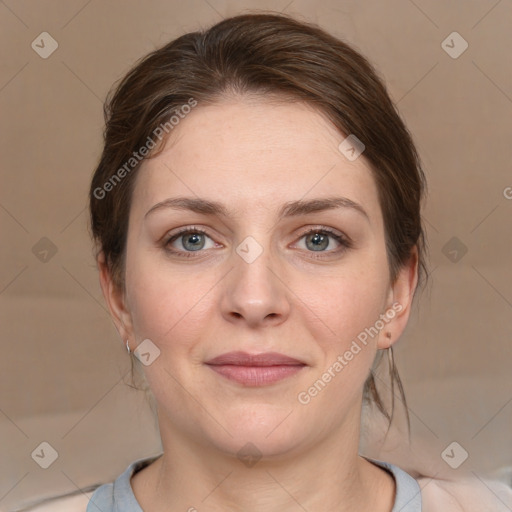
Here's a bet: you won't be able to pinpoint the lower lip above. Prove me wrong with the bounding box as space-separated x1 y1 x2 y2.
207 364 305 386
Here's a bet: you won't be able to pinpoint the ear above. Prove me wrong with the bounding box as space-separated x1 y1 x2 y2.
378 246 419 349
97 251 134 345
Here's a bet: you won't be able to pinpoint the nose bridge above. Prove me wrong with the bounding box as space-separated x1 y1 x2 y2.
221 232 290 325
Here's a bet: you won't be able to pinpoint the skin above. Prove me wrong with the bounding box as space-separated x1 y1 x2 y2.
98 96 418 512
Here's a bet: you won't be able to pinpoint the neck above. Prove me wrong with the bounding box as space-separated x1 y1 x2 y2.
161 434 360 511
132 407 395 512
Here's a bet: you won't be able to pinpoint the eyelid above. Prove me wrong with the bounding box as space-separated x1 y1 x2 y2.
295 225 351 244
163 225 218 247
291 225 353 254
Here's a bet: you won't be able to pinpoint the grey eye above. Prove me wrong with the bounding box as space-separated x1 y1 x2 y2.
181 232 206 251
304 232 332 251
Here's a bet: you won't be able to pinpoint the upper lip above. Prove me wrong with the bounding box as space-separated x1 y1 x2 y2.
205 351 306 366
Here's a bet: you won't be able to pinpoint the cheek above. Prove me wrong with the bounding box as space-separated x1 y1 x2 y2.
298 263 389 394
126 266 211 346
124 241 227 364
304 264 389 344
295 279 387 417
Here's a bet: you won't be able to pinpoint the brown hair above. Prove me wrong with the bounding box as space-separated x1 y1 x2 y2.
89 12 428 428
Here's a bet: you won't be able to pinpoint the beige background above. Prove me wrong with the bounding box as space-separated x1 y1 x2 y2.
1 0 511 510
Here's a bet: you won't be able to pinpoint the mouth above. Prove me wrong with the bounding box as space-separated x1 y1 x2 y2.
205 351 307 387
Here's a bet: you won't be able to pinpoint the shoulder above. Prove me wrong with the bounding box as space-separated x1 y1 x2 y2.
21 483 115 512
18 454 160 512
367 458 422 511
417 475 512 512
19 490 96 512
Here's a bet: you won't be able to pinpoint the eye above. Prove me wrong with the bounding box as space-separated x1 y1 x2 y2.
164 227 218 257
163 225 352 259
294 227 352 257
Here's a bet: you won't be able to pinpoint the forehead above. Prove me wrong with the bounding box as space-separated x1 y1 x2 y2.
131 98 381 223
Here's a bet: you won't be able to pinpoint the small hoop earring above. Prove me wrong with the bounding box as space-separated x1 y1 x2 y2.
126 339 131 354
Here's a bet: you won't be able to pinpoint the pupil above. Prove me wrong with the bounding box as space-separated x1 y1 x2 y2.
184 233 204 251
308 232 328 251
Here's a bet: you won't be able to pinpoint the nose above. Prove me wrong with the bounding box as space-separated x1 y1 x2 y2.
220 243 291 328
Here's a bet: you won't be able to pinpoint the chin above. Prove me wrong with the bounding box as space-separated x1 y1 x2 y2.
201 406 310 461
214 430 305 464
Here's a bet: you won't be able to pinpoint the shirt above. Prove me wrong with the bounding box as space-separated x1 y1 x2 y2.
85 454 422 511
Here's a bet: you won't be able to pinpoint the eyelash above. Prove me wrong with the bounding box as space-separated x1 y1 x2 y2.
163 225 352 259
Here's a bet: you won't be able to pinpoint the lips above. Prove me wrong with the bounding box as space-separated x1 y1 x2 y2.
206 351 305 366
205 351 306 386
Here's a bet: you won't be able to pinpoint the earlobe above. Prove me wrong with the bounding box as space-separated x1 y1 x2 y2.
378 247 419 350
97 251 134 343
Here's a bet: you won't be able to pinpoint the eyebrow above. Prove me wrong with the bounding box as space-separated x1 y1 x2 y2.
144 196 369 221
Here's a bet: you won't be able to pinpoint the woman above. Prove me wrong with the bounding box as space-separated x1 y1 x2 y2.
81 12 510 512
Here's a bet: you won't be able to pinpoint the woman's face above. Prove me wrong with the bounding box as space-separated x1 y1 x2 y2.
104 96 415 458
